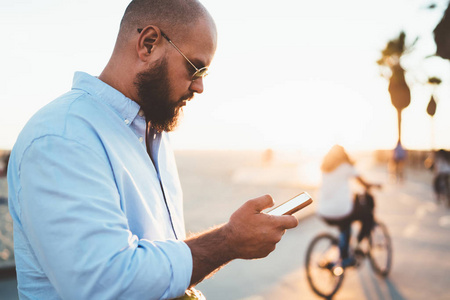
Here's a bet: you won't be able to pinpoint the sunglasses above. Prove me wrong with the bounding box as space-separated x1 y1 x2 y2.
137 28 208 81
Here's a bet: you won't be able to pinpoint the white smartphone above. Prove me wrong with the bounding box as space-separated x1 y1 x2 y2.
267 192 313 216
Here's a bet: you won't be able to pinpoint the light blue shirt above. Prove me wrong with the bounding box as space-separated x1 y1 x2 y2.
8 72 193 300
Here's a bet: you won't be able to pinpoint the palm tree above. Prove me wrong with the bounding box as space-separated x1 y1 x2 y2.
427 76 442 149
377 32 414 144
434 3 450 60
426 77 441 118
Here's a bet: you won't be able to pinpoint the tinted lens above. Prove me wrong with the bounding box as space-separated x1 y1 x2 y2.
192 67 208 80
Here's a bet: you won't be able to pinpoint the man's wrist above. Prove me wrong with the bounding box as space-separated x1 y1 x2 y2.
185 223 236 286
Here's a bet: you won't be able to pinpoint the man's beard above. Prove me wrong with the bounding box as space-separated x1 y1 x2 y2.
134 57 192 132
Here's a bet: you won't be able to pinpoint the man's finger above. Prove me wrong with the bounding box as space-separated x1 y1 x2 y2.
248 194 274 212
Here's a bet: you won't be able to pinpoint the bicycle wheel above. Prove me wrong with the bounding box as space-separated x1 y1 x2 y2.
305 233 344 299
368 222 392 277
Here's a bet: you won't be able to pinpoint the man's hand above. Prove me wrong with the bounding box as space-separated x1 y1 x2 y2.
185 195 299 286
223 194 299 259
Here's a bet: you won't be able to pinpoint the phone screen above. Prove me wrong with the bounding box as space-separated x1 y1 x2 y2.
267 192 313 216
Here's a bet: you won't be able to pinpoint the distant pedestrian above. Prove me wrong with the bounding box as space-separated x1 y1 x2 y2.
390 141 407 183
0 152 9 177
262 148 274 166
428 149 450 206
0 152 9 205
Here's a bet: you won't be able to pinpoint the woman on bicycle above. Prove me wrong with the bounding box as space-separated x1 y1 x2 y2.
317 145 380 268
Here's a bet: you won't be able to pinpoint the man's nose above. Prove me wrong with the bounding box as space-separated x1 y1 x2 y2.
189 77 204 94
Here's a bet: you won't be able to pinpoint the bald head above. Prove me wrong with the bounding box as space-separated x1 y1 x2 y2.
118 0 215 45
99 0 217 115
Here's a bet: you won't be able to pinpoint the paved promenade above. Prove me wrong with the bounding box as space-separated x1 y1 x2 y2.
189 151 450 299
258 166 450 300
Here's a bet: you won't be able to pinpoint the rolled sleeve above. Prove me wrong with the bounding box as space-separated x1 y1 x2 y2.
17 135 192 299
151 240 193 299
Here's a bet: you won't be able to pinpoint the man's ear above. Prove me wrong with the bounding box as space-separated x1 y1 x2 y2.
136 25 162 61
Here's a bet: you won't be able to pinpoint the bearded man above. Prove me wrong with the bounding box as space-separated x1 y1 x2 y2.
7 1 298 299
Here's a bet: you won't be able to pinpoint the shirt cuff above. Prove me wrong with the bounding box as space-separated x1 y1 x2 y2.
154 239 193 298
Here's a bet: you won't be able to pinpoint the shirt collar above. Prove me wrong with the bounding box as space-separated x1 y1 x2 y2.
71 71 141 126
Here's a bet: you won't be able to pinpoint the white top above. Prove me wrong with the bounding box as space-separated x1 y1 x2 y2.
317 163 358 218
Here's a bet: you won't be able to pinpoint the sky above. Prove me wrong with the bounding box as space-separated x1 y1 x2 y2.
1 0 449 154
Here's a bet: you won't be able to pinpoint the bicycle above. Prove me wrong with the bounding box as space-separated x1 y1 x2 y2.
305 189 392 299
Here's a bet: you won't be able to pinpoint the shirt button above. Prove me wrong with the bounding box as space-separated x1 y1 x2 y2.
138 110 145 117
124 119 130 125
139 137 144 143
